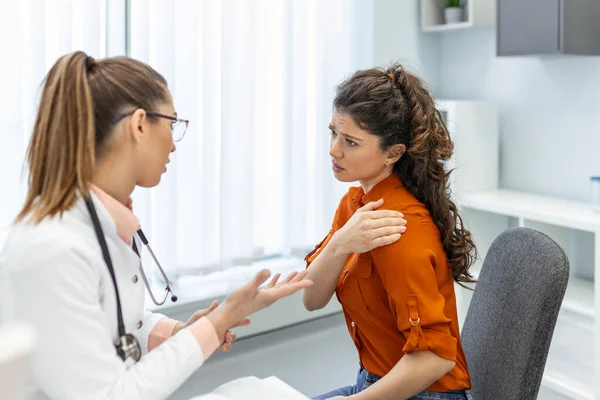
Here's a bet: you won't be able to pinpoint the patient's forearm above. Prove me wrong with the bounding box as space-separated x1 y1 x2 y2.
352 351 455 400
302 236 349 311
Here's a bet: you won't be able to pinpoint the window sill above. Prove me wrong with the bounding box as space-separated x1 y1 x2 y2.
146 256 342 339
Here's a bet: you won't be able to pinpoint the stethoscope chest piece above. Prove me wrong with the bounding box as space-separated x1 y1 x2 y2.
116 333 142 363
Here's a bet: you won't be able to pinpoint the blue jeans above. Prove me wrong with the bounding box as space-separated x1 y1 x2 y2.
312 366 473 400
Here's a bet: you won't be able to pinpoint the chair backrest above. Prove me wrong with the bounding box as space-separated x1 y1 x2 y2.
0 323 37 400
461 227 569 400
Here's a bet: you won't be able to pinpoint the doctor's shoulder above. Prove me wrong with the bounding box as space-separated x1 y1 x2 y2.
0 215 100 277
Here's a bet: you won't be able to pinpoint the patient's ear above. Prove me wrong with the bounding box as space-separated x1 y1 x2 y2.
385 144 406 165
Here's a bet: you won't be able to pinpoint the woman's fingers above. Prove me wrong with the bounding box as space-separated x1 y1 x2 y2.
221 342 233 352
272 270 308 287
225 330 237 343
357 198 384 212
252 269 272 287
366 209 404 219
233 318 251 327
207 300 219 312
288 270 308 284
371 234 402 248
279 271 298 285
191 300 219 321
266 273 281 289
220 330 238 352
371 225 406 240
368 216 406 229
268 279 313 300
242 269 272 293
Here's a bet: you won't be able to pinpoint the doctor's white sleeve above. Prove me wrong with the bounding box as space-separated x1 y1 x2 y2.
7 242 211 400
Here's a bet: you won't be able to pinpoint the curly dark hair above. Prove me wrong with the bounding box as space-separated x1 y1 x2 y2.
333 62 477 285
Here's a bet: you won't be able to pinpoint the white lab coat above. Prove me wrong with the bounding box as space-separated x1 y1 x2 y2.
0 194 206 400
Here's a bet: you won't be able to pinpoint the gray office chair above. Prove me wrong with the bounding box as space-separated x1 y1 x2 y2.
461 228 569 399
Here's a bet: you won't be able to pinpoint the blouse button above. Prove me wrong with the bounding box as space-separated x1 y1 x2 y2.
136 321 143 329
351 321 355 328
132 274 138 284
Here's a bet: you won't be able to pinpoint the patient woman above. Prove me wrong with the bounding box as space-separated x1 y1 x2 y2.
302 63 476 400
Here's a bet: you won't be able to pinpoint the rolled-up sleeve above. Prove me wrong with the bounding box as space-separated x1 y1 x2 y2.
143 313 179 352
304 228 334 267
304 192 355 268
371 214 457 362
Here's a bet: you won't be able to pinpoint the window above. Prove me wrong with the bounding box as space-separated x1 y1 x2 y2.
0 0 125 247
0 0 373 289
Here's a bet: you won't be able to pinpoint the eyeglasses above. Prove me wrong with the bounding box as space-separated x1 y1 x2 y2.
112 110 189 142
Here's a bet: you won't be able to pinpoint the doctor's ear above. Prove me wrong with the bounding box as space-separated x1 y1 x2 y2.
126 109 148 142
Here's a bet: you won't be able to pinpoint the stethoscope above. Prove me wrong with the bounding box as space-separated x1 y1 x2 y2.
84 195 177 363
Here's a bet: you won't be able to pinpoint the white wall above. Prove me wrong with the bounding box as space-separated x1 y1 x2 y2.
372 0 440 91
373 2 600 203
437 28 600 202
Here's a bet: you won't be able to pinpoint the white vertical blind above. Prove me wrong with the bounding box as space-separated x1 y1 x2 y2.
0 0 374 277
0 0 124 248
220 0 257 267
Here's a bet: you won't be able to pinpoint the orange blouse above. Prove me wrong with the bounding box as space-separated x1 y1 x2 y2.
305 174 471 392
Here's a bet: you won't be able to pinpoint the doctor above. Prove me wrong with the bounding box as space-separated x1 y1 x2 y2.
0 51 314 400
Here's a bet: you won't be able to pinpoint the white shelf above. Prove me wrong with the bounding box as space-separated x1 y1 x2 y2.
461 189 596 319
422 21 474 32
460 189 600 233
542 371 593 400
420 0 495 33
562 277 594 319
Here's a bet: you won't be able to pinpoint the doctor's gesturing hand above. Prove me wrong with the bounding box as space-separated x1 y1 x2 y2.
171 300 249 352
171 270 312 349
205 269 313 344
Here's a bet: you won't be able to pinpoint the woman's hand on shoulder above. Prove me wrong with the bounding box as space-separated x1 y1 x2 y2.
331 198 407 255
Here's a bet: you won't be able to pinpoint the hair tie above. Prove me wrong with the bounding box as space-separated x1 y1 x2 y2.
388 72 396 85
85 56 96 71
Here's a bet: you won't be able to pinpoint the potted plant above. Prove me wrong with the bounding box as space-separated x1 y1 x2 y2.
444 0 464 24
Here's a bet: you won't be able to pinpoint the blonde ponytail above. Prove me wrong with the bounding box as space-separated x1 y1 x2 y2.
17 51 95 223
17 51 168 223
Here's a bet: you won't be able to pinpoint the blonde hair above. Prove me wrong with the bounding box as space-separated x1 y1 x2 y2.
17 51 168 223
